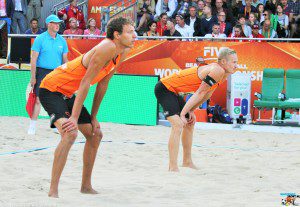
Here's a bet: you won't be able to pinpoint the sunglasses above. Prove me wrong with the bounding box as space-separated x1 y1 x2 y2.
263 13 267 16
176 14 184 19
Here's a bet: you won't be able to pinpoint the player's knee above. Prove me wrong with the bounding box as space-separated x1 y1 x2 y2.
86 129 102 147
185 122 195 128
172 120 184 132
97 130 103 140
86 128 102 139
62 131 78 145
92 129 102 145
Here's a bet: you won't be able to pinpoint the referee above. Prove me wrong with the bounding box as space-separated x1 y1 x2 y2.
28 14 68 135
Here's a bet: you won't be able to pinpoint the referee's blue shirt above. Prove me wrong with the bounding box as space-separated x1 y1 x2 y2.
31 31 68 70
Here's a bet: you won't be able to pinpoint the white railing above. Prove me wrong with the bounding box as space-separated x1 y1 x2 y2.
7 34 300 42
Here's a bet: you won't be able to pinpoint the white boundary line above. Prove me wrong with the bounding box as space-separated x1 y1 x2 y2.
158 120 300 134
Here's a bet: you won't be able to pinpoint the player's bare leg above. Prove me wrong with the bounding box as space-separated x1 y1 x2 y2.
79 124 102 194
181 123 198 170
48 118 78 198
167 115 184 172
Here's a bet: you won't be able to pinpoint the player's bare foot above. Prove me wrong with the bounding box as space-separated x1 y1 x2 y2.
169 165 179 172
81 186 99 194
48 190 59 198
182 162 198 170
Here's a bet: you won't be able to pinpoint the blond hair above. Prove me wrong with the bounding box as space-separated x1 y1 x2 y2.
218 47 236 62
69 17 77 23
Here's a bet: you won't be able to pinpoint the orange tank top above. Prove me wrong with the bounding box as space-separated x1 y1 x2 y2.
161 66 202 94
40 54 120 97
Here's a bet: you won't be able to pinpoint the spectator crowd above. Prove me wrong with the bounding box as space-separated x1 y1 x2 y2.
137 0 299 40
0 0 299 57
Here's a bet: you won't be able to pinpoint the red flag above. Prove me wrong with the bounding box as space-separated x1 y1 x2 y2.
26 89 36 118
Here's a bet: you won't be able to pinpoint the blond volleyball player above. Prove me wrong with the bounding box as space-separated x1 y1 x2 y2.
155 48 238 171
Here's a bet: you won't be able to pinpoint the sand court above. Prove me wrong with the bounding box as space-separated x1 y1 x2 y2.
0 117 300 207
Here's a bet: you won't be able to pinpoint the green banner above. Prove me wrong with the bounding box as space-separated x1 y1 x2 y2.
0 70 158 126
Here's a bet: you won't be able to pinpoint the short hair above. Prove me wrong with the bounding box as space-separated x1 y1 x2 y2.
238 14 246 20
234 24 243 31
256 3 264 9
175 14 185 19
212 23 220 27
147 20 157 29
218 11 226 16
69 17 77 23
106 17 132 40
218 48 237 61
264 19 271 24
68 0 75 3
160 12 168 19
263 10 272 17
204 5 212 11
30 18 38 23
189 5 196 10
167 18 176 25
249 12 257 18
277 3 284 9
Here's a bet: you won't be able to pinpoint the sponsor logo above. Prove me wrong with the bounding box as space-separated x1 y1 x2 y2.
154 68 180 78
234 107 241 114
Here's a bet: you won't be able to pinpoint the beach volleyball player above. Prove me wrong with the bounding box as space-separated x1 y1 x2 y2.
38 17 136 197
155 48 238 172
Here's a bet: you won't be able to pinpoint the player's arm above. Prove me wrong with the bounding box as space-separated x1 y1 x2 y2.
30 51 39 87
191 89 215 111
190 71 229 112
180 68 224 119
70 45 115 122
90 48 130 119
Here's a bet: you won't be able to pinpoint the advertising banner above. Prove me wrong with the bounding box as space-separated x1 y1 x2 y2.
66 40 300 116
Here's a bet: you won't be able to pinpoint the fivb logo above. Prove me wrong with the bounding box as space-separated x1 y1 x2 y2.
203 47 227 57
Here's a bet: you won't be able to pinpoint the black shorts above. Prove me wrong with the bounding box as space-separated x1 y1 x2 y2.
34 67 52 97
39 88 92 128
154 81 186 118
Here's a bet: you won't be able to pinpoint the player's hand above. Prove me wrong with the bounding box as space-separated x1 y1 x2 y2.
187 111 196 126
180 114 188 126
91 117 100 136
30 77 36 87
62 116 78 133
